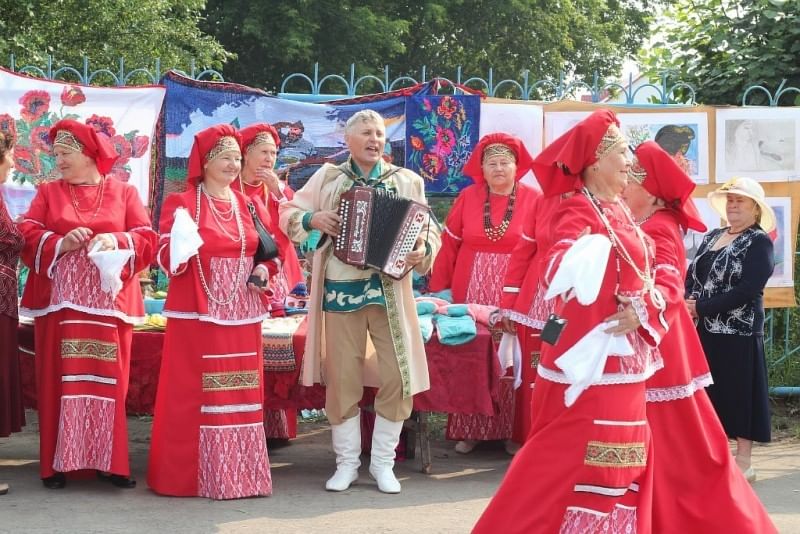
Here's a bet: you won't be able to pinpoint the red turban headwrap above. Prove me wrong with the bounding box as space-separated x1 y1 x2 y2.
532 109 624 197
48 119 118 175
186 124 242 186
240 123 280 153
462 132 533 185
631 141 706 232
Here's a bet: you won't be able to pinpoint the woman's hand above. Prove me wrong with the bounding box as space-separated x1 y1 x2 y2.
88 233 116 252
310 210 341 237
405 237 427 267
253 167 282 196
62 227 93 253
247 265 271 295
499 316 517 334
603 295 641 335
685 298 698 319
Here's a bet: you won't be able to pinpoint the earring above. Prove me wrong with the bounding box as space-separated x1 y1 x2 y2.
591 165 599 172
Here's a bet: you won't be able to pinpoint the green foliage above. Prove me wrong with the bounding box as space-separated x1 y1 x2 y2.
0 0 232 83
640 0 800 105
202 0 657 94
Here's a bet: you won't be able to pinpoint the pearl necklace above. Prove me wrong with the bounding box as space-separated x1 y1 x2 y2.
194 183 247 306
69 179 105 223
201 185 240 241
583 187 665 311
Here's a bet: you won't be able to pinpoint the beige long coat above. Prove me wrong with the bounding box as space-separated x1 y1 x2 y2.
279 162 441 397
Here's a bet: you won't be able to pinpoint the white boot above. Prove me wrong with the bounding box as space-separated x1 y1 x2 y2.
369 415 403 494
325 413 361 491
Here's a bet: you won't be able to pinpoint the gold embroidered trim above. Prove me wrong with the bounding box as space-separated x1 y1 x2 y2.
483 143 515 162
205 136 240 163
628 156 647 185
61 339 118 362
380 273 411 397
53 130 84 153
595 124 626 162
246 132 277 152
202 370 260 391
584 441 646 467
530 351 540 369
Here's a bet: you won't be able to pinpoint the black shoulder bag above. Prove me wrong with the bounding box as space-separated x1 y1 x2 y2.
247 202 279 262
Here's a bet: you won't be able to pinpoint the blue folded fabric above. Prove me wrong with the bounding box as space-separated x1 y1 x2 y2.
429 289 453 303
434 313 477 345
419 314 434 343
441 303 469 317
416 301 438 315
300 229 324 255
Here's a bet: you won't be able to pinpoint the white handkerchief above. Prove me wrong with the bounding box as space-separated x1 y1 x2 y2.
497 333 523 389
554 320 634 407
88 241 134 298
545 233 611 305
169 207 203 274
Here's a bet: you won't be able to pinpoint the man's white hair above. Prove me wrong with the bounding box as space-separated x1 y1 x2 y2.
344 109 385 136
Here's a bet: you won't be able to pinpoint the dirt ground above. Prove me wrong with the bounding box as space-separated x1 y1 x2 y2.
1 410 799 533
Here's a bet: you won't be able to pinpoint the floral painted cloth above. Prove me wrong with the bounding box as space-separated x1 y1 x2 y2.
405 94 480 194
0 68 165 217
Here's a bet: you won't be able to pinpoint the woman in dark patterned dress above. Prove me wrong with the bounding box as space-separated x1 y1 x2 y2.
0 129 26 495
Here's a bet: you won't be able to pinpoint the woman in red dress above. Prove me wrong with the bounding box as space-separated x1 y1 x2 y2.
148 124 282 499
499 192 566 445
622 141 776 533
0 129 25 496
474 110 666 533
18 120 156 489
428 133 539 455
238 123 304 442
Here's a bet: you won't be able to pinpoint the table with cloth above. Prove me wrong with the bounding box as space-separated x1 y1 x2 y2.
17 318 500 473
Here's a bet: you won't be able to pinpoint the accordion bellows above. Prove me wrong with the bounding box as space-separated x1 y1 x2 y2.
334 186 430 280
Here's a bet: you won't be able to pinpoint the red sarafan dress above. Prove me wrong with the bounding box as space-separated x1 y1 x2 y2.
0 193 25 437
428 182 539 443
18 178 156 478
499 194 564 443
642 209 777 534
240 180 303 439
148 188 277 500
474 192 666 534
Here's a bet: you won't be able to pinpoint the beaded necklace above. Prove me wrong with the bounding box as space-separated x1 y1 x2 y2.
583 187 665 310
194 183 247 306
69 179 105 223
483 183 516 242
201 185 240 241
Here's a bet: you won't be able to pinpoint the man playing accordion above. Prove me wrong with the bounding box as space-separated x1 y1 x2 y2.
279 109 440 494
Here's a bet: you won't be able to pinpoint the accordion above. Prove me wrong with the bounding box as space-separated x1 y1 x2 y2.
334 186 430 280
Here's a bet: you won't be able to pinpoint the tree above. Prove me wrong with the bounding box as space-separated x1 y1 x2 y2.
202 0 656 95
641 0 800 105
0 0 232 83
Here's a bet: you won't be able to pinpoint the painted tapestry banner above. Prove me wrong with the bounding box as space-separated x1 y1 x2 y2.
404 94 481 194
158 71 408 225
479 101 544 189
716 107 800 183
0 67 165 217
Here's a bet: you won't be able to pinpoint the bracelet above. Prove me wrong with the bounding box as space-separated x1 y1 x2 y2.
301 211 314 232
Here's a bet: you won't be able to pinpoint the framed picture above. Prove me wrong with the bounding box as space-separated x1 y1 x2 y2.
715 108 800 182
767 197 793 288
480 102 544 188
618 112 710 184
683 198 721 265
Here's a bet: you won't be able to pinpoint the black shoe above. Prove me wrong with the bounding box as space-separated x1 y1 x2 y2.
96 471 136 489
42 473 66 489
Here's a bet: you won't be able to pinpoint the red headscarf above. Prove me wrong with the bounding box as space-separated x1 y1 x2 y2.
532 109 622 197
48 119 118 175
240 123 281 153
632 141 706 232
462 132 533 185
186 124 242 186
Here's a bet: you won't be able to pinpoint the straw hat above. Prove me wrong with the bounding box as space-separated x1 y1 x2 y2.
707 177 775 233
